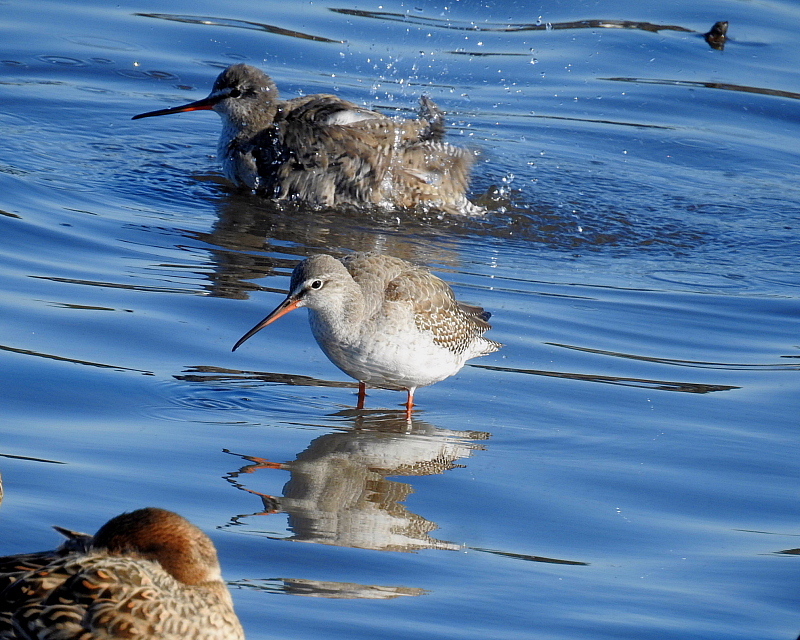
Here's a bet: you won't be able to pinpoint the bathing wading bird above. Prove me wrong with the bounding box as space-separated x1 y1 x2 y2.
133 64 479 214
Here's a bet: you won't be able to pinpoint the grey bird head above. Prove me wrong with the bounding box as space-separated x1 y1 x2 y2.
132 64 279 128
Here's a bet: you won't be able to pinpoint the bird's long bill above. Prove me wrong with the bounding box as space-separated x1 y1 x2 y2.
131 95 220 120
231 297 302 352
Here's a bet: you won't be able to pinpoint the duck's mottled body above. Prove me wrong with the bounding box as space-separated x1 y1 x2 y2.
133 64 478 214
0 508 243 640
232 252 502 414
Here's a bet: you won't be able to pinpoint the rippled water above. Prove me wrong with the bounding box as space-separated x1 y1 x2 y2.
1 1 799 638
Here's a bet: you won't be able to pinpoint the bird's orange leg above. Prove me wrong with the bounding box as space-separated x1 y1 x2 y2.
357 381 367 409
404 388 416 420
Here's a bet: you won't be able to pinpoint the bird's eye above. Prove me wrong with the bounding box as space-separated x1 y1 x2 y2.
229 87 242 98
309 280 323 290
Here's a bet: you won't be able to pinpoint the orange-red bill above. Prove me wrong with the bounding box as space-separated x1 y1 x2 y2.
131 95 220 120
231 297 302 352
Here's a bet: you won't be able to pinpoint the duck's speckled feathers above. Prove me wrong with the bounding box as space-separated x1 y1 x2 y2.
0 508 243 640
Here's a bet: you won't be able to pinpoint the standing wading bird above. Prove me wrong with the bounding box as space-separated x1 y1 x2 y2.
0 508 244 640
132 63 480 214
232 252 502 417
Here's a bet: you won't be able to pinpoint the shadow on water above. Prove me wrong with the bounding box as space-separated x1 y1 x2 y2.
176 366 358 391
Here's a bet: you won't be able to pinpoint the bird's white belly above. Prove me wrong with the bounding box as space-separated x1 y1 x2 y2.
311 316 463 390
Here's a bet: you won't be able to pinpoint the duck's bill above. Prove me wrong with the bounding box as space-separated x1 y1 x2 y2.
232 297 303 352
131 95 219 120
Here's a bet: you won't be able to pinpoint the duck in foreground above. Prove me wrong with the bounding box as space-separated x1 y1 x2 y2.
0 508 243 640
232 252 502 417
133 63 479 214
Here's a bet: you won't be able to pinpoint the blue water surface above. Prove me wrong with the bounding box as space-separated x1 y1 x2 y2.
1 0 799 639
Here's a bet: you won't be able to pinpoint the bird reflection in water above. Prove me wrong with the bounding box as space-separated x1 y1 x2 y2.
230 577 427 600
223 411 489 553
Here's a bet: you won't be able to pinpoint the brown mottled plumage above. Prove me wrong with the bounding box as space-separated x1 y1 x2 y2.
133 64 479 214
232 252 502 415
0 508 243 640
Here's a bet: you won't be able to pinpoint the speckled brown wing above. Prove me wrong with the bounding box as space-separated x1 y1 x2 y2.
341 252 408 283
276 96 455 207
395 97 475 212
417 96 446 142
275 96 390 205
340 253 409 317
384 267 501 357
390 141 475 211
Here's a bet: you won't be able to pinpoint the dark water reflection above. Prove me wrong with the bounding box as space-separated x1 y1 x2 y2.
606 76 800 101
135 13 344 44
0 343 153 375
472 362 740 393
185 183 722 304
330 9 705 37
